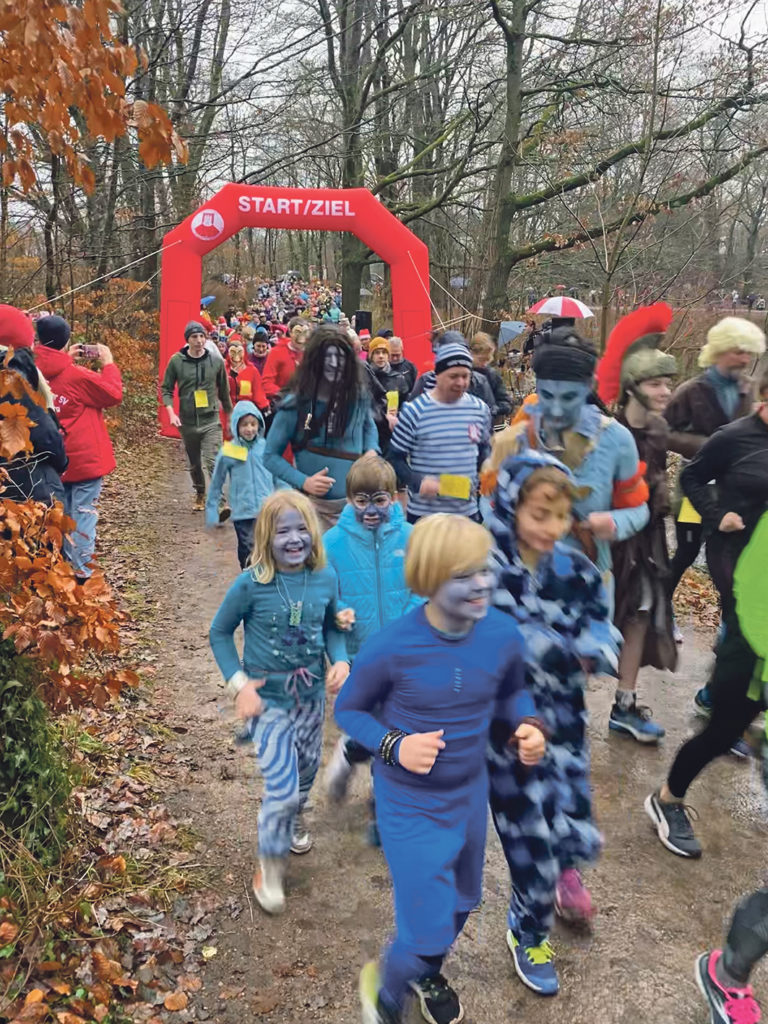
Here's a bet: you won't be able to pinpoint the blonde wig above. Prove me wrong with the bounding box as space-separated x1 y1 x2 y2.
699 317 766 368
405 514 492 597
250 491 325 583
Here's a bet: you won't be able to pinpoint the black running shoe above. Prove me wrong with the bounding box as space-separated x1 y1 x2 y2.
410 974 464 1024
644 789 702 858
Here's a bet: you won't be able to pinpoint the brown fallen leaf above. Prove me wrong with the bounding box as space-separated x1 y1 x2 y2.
178 975 203 992
10 1003 48 1023
56 1013 89 1024
252 989 280 1015
24 991 45 1005
163 991 188 1012
0 921 19 944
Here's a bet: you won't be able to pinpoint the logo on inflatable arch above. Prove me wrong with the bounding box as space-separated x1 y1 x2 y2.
191 208 225 241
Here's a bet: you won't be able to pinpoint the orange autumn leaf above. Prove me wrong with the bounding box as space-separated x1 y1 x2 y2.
163 992 189 1012
0 401 34 460
23 990 44 1005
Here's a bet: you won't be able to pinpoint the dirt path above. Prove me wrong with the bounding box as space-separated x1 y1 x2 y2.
100 433 767 1024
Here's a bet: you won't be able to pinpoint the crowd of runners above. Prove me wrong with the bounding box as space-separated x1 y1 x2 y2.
1 285 766 1024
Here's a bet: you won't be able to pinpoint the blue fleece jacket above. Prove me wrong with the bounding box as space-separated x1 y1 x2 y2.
205 401 278 526
209 563 348 709
323 503 421 658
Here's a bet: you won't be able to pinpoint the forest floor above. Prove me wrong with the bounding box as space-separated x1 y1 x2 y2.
86 430 768 1024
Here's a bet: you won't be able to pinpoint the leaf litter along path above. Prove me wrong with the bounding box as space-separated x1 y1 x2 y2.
100 433 767 1024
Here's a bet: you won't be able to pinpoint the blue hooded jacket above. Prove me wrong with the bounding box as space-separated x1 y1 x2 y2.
323 501 421 658
205 401 278 525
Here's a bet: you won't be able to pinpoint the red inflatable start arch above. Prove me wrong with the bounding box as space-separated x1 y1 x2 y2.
158 184 433 436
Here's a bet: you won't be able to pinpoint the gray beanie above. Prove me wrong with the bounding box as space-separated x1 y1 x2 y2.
184 320 206 340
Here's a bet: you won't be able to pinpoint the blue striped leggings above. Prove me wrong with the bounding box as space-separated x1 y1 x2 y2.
249 698 325 858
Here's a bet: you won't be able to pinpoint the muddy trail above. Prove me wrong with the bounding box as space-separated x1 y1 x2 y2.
99 431 767 1024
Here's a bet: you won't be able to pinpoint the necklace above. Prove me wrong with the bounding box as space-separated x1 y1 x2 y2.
275 570 308 627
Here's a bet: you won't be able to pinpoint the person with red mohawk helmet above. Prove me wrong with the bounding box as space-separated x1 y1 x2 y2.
0 305 68 505
596 303 679 740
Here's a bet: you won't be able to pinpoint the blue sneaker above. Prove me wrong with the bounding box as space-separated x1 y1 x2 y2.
609 702 665 743
694 687 713 718
729 737 752 760
506 930 559 996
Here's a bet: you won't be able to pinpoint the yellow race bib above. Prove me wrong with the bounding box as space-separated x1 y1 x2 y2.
194 389 209 409
386 390 400 412
438 474 471 500
678 497 702 524
221 442 248 461
239 379 252 396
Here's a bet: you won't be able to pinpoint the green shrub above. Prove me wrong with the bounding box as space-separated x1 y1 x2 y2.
0 644 71 864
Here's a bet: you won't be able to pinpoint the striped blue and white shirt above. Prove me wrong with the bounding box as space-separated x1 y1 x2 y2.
389 391 492 519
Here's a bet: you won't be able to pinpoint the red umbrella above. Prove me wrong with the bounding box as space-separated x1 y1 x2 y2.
527 296 594 319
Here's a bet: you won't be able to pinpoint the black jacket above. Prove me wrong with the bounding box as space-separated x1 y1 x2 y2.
473 364 512 420
0 349 67 504
681 412 768 539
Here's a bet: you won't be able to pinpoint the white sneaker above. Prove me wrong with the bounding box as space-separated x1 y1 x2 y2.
290 813 313 855
252 857 286 914
325 736 355 803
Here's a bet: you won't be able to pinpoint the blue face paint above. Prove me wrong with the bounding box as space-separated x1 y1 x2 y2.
431 568 494 632
536 379 591 430
351 491 393 531
271 508 312 570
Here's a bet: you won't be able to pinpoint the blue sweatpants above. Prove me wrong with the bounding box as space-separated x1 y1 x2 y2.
247 698 325 858
374 768 487 1013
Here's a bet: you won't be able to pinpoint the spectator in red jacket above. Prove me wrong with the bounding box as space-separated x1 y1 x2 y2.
261 321 309 403
34 317 123 580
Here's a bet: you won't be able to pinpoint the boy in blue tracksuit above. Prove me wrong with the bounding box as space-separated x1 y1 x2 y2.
206 401 279 568
323 455 420 834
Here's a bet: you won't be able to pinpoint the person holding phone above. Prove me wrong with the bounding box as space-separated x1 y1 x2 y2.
34 315 123 580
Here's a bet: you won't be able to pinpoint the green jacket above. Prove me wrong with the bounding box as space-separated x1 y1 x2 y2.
161 346 232 428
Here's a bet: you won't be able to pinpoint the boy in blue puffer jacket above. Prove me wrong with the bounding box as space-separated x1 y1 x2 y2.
323 454 420 837
206 401 279 568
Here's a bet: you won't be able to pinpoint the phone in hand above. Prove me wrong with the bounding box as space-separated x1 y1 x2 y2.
81 344 100 360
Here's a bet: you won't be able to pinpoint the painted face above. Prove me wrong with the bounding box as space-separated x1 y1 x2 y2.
636 376 672 413
351 491 393 530
237 414 260 442
271 508 312 570
371 348 389 368
432 567 494 626
516 482 572 555
536 379 591 430
323 345 346 384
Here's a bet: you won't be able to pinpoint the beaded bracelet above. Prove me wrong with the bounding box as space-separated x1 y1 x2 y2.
379 729 406 766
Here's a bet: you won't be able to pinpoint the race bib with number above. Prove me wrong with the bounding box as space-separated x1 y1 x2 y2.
438 474 471 500
194 389 209 409
678 497 702 524
221 442 248 461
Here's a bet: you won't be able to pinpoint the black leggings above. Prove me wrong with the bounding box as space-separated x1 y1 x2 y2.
667 521 704 597
723 888 768 984
667 533 761 798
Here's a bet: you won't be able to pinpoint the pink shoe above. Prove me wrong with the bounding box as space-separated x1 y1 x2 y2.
555 868 594 925
695 950 761 1024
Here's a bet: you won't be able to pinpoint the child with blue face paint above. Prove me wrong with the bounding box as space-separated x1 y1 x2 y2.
209 490 350 916
483 326 657 740
487 451 620 997
322 454 421 842
335 514 546 1024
